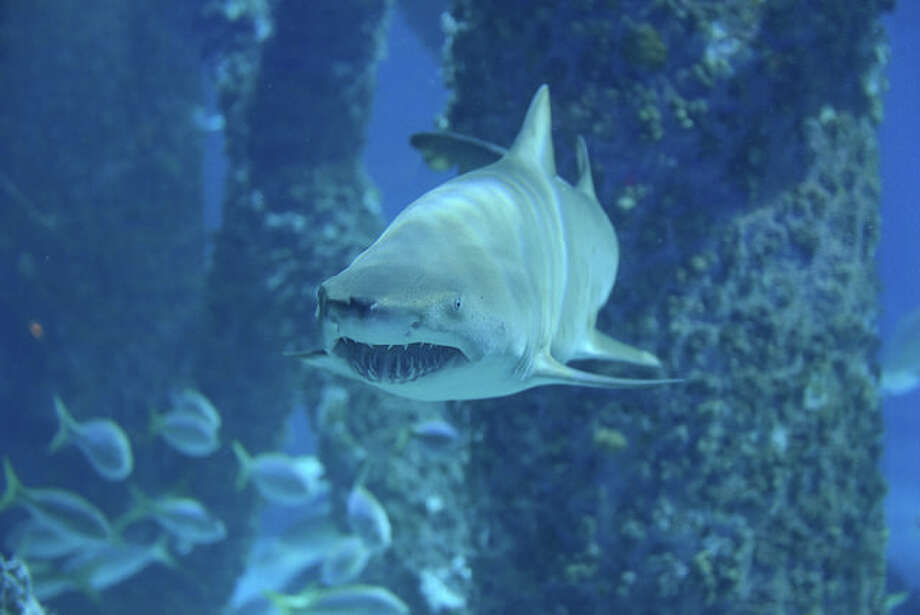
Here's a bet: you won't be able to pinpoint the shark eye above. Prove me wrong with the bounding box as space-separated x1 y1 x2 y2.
453 296 462 312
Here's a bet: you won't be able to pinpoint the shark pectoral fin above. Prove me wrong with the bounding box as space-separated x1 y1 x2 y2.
286 349 358 381
577 330 663 368
531 353 681 390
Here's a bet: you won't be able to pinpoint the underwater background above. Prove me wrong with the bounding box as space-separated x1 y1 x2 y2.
0 1 917 614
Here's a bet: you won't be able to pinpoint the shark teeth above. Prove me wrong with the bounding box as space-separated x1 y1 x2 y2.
334 338 464 384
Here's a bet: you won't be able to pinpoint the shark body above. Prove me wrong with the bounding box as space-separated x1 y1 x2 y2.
303 85 676 401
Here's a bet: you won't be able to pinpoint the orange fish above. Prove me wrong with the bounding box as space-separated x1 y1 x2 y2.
28 320 44 341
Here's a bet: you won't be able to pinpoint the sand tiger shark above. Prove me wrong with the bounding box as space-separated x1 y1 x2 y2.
300 85 678 401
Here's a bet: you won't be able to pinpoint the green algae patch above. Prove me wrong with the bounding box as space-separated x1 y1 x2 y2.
623 22 668 71
593 426 629 454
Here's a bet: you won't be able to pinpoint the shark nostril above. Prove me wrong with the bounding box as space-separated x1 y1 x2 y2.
348 296 377 316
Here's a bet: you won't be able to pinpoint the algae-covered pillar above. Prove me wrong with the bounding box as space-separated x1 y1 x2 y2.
200 2 475 612
443 1 891 612
193 0 392 606
194 0 388 441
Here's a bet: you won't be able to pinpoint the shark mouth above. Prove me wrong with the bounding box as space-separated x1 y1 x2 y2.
333 338 465 383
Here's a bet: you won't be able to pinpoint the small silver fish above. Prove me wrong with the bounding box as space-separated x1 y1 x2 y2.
5 517 102 560
62 534 174 593
232 440 327 505
410 419 460 450
320 536 370 586
347 485 391 552
49 396 133 481
228 519 346 611
31 570 78 602
270 584 409 615
279 515 346 553
121 487 226 546
169 388 221 429
881 307 920 396
419 569 466 611
151 406 220 457
1 458 113 542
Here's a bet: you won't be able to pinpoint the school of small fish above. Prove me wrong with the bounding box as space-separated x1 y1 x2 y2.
1 388 439 613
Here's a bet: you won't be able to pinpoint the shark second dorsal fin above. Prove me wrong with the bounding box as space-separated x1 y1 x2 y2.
574 135 598 201
508 84 556 177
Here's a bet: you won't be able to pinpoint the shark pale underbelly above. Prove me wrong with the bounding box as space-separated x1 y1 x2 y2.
300 85 677 401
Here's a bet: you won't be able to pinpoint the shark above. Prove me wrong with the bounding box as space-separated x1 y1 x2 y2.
300 84 678 401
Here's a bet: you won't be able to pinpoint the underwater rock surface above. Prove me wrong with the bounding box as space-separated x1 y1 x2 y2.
0 556 46 615
443 0 889 613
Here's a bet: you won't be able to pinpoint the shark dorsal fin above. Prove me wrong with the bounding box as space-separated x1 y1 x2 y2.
508 84 556 177
574 136 597 201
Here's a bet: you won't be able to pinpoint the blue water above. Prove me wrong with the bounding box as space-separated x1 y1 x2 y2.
364 7 449 221
878 0 920 592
